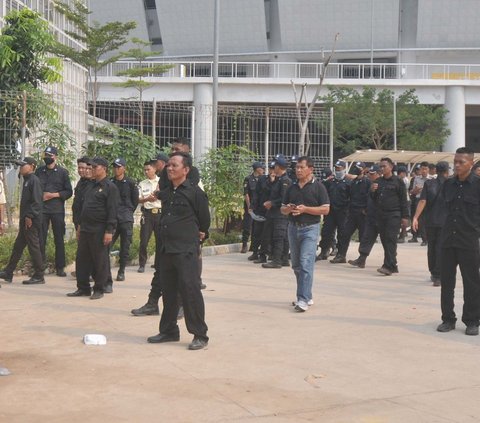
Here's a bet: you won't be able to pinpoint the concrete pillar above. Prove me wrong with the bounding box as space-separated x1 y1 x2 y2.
193 83 213 160
444 86 466 152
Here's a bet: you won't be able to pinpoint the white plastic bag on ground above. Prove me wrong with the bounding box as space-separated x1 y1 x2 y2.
83 334 107 345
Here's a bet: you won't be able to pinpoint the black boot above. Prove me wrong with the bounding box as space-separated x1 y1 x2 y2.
240 242 248 254
348 255 367 268
248 252 259 261
330 255 346 264
116 267 125 281
253 254 267 264
316 249 329 261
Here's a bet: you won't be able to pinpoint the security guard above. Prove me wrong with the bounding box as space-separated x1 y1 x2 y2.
333 161 370 263
262 155 292 269
317 160 351 261
287 154 299 183
371 157 409 275
67 157 119 300
252 161 276 263
137 160 162 273
35 146 73 277
0 157 45 285
241 161 265 254
348 164 381 268
108 158 139 283
72 157 93 231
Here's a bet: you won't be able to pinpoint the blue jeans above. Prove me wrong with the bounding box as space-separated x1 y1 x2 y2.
288 222 320 303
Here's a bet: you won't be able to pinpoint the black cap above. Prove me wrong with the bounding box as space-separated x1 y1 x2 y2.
112 158 126 167
436 161 449 173
275 155 289 167
252 161 265 170
44 146 58 155
291 154 299 163
15 157 37 167
268 161 276 169
335 160 346 168
91 157 109 168
355 161 366 169
369 164 381 173
155 152 169 162
397 165 408 173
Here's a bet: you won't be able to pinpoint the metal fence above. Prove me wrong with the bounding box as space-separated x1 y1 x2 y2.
93 100 332 168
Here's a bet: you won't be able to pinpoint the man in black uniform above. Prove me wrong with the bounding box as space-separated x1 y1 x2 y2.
262 155 292 269
72 157 93 231
67 157 119 300
241 161 265 254
348 164 381 268
0 157 45 285
286 155 299 184
332 161 370 263
108 158 139 283
154 152 169 178
35 146 73 276
317 160 351 261
147 152 210 350
252 161 276 263
371 157 409 276
412 161 449 286
436 148 480 336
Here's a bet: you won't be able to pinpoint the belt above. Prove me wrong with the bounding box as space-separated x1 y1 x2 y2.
143 208 160 214
292 221 316 228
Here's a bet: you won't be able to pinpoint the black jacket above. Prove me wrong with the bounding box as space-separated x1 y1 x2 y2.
110 176 139 223
20 173 43 222
35 165 73 213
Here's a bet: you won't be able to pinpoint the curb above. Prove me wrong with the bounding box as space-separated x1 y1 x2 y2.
202 243 243 257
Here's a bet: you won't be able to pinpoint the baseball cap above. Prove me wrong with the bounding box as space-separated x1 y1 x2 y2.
44 146 58 156
274 155 289 167
15 157 37 167
112 158 126 167
91 157 109 168
436 161 449 173
252 161 265 170
155 152 169 162
369 164 381 173
334 160 346 168
397 165 408 173
355 161 366 169
268 161 276 169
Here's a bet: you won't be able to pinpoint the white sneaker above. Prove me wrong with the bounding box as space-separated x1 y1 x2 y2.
294 301 308 312
291 299 314 307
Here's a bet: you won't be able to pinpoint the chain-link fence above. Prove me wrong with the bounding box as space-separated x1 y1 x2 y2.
93 100 332 168
0 90 87 168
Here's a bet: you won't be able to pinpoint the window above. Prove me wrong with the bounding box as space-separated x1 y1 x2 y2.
144 0 157 10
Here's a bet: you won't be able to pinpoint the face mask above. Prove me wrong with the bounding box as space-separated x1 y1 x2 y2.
334 170 345 180
44 157 54 166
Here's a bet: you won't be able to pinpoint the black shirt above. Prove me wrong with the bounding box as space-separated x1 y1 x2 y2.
72 178 94 227
266 172 292 218
419 176 447 228
35 165 73 214
80 177 120 233
327 177 351 209
372 174 409 218
110 176 139 223
243 173 260 208
253 174 273 216
157 180 210 254
349 176 371 209
441 173 480 249
283 178 330 225
20 173 43 222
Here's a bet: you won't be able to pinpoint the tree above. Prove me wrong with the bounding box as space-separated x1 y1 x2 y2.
113 38 173 134
87 124 158 182
0 9 63 165
322 87 450 156
53 1 136 143
198 145 256 234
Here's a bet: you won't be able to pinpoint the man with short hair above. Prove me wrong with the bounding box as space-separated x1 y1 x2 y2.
412 161 449 286
154 152 169 178
0 158 45 285
35 146 73 277
67 157 119 300
282 156 330 312
409 161 429 245
108 158 139 284
437 147 480 336
371 157 409 276
147 152 210 350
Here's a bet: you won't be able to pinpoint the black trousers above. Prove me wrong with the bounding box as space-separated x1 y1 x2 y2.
76 231 110 293
112 221 133 269
358 218 379 257
376 212 401 270
241 205 252 243
440 246 480 326
271 216 289 263
319 208 348 253
258 217 273 257
158 252 208 341
42 212 66 270
139 210 161 267
337 208 366 257
250 220 265 254
426 226 442 279
6 219 44 278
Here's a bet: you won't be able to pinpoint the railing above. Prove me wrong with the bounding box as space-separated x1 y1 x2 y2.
97 61 480 81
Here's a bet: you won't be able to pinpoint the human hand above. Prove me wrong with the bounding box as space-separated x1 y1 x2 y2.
103 232 113 246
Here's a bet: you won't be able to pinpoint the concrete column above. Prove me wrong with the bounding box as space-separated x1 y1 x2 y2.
444 86 466 152
193 83 213 160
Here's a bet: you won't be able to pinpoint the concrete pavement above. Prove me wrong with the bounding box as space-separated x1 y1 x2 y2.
0 241 479 422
